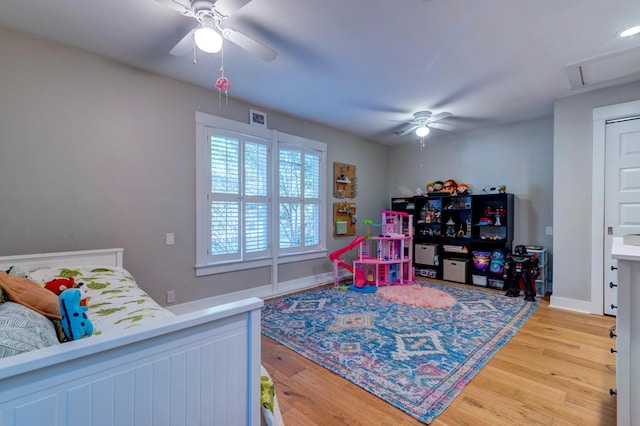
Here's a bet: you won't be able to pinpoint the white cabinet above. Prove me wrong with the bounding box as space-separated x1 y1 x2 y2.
611 237 640 426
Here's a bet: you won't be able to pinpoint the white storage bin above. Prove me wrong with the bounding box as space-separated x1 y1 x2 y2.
472 274 488 287
415 243 438 265
444 258 468 283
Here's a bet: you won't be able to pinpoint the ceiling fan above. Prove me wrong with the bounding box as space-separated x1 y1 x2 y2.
156 0 277 61
393 111 456 137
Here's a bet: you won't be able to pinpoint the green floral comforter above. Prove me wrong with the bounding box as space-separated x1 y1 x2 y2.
28 266 175 336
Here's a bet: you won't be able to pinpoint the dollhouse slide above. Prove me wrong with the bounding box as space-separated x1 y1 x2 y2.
329 234 368 287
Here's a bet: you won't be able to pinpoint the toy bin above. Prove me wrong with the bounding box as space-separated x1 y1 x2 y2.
488 278 505 290
443 258 468 283
415 243 438 265
417 268 438 279
471 274 488 287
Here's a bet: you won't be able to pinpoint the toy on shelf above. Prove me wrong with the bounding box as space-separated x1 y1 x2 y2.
489 249 505 275
472 251 491 271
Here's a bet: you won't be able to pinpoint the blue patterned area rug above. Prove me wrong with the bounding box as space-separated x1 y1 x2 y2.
261 280 539 424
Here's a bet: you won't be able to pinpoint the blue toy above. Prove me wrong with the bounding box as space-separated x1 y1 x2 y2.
348 285 377 293
489 249 505 275
59 288 93 341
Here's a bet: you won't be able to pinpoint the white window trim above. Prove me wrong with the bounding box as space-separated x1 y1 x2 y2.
276 135 327 254
195 112 327 277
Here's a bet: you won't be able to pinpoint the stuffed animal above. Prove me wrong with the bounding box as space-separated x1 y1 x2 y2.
45 277 76 295
45 277 88 306
59 288 93 341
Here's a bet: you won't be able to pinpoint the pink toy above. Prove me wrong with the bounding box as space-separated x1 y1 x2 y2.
329 234 368 287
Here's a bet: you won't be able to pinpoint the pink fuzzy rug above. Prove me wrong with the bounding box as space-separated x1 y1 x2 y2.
377 284 457 308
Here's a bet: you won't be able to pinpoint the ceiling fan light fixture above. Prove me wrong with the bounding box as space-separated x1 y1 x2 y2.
415 125 430 137
194 25 223 53
619 25 640 38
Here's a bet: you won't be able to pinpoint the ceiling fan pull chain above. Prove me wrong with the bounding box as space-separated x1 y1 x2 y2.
193 36 197 64
214 42 231 107
420 137 425 168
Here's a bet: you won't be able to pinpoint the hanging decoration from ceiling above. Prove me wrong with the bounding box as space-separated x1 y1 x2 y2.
214 43 231 107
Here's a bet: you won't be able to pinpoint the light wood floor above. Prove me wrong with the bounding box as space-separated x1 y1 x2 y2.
261 291 617 425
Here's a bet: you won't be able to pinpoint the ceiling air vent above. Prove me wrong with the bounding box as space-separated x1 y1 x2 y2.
565 46 640 90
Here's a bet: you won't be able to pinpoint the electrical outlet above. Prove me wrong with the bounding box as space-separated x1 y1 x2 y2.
166 233 175 245
166 290 176 304
546 226 553 236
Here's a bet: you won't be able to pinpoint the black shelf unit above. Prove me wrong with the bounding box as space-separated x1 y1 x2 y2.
391 193 514 286
413 194 447 279
467 193 514 289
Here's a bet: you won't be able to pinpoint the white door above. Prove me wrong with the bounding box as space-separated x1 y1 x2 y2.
604 117 640 315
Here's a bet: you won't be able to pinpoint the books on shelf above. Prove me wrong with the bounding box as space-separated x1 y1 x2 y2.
443 245 468 253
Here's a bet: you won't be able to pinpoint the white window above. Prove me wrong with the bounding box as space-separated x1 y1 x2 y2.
207 129 270 263
195 112 326 276
278 144 322 253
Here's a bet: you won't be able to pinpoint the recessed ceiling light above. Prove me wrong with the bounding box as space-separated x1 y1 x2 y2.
619 25 640 38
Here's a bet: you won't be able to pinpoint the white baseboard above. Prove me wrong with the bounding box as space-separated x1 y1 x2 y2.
549 294 594 314
168 270 350 315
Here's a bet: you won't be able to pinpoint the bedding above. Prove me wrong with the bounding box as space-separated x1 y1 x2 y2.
0 264 175 359
27 265 176 336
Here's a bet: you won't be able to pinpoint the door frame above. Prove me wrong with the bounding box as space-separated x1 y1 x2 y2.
591 99 640 314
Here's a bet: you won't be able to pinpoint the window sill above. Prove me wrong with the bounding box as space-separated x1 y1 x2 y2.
195 250 327 277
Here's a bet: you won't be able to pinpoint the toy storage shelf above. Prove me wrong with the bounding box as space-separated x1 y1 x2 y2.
393 193 514 286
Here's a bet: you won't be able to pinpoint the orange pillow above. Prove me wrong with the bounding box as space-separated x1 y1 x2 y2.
0 271 61 320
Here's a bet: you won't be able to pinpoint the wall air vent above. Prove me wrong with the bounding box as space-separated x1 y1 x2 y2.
565 46 640 90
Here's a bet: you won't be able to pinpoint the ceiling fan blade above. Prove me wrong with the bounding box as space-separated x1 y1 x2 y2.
214 0 252 16
395 124 419 136
429 122 456 131
170 28 196 56
155 0 191 14
221 28 277 61
429 112 452 123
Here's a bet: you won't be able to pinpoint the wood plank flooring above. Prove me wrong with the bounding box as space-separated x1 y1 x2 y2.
261 291 617 425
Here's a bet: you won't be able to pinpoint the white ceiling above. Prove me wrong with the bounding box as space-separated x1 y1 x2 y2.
1 0 640 145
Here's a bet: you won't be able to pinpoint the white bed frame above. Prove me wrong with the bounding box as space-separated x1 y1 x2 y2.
0 248 263 426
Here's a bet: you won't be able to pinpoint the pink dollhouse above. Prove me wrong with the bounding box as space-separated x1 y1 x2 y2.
353 210 414 287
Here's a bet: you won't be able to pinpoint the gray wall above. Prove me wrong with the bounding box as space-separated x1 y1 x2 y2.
553 80 640 307
0 27 390 305
388 117 554 253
